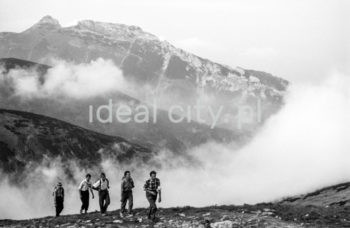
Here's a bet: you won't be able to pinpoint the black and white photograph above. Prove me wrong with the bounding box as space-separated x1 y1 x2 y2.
0 0 349 227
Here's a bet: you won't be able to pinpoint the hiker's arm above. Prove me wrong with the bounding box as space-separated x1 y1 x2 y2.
158 187 161 203
78 181 82 198
143 181 155 195
92 180 99 191
90 188 94 198
121 181 124 197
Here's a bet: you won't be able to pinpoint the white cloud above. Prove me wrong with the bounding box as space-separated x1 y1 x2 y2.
9 58 127 99
158 71 350 206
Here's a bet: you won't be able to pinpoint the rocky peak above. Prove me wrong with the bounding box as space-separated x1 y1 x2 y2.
75 20 157 40
38 15 60 25
24 15 61 32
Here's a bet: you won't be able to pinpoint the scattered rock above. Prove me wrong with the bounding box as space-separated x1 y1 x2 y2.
220 215 230 221
212 220 234 228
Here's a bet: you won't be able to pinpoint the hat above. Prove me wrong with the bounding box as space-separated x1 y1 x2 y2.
57 182 62 186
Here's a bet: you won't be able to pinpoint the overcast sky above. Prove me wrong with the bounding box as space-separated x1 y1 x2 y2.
0 0 348 84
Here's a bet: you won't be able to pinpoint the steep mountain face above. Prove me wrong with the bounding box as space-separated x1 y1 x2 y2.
0 16 288 117
0 58 242 154
0 109 152 176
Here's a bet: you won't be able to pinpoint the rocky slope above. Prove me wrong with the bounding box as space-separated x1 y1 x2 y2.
281 182 350 207
0 206 305 228
1 203 349 228
0 109 152 178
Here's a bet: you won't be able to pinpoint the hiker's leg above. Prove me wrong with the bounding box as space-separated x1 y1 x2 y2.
152 195 158 219
80 193 85 211
55 201 60 217
146 194 152 218
128 192 133 213
146 193 156 219
81 191 86 211
83 191 89 212
54 198 58 216
86 191 90 212
57 198 63 215
120 192 127 213
60 199 64 214
99 191 104 213
104 191 110 212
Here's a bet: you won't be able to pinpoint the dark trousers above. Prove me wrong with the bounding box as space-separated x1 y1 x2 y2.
99 190 110 213
120 191 133 213
55 197 64 216
146 192 157 219
80 190 89 211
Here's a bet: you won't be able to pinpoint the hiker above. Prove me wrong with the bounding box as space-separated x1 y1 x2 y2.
143 170 161 221
78 173 95 214
92 172 110 215
53 182 64 217
120 170 135 218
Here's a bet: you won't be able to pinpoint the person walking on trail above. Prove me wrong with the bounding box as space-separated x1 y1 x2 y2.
78 173 95 214
120 171 135 218
53 182 64 217
144 171 161 221
92 172 110 215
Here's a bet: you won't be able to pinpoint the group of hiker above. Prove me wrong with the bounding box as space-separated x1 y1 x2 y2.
52 170 162 221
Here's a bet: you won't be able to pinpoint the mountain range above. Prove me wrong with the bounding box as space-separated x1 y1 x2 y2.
0 16 287 174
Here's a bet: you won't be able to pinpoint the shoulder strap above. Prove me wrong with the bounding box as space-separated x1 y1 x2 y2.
99 179 110 189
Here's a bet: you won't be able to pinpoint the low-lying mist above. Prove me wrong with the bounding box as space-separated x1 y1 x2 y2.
0 70 349 220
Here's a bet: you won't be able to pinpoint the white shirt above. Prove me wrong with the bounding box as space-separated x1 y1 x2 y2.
78 179 91 191
93 179 109 190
